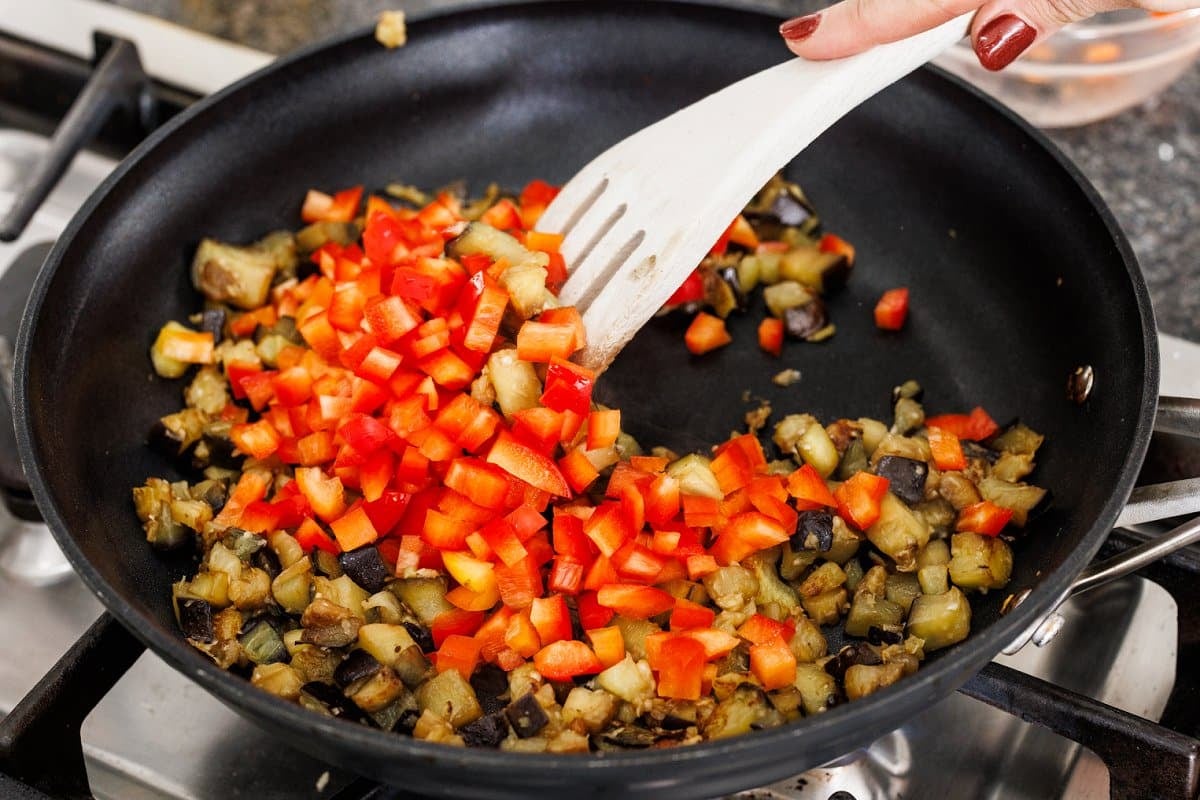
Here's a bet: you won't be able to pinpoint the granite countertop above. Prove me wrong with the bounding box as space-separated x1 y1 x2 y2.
106 0 1200 341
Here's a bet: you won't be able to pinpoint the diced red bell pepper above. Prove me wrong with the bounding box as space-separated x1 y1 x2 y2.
481 198 522 231
670 597 716 631
956 500 1014 536
533 640 603 682
516 320 579 363
665 269 706 306
236 500 282 534
293 467 347 522
681 628 741 661
643 474 681 528
583 502 635 558
528 594 572 645
925 406 1000 442
294 517 340 555
547 555 585 595
444 458 510 510
436 634 482 679
749 638 797 690
520 179 560 209
559 447 601 493
758 317 784 357
595 583 675 619
576 590 614 629
710 442 755 496
786 463 837 510
708 511 790 566
725 214 760 251
238 371 277 412
655 636 706 700
511 407 564 454
834 471 891 530
329 504 380 551
230 419 281 460
495 555 543 609
503 610 542 658
224 360 263 401
684 312 732 355
363 295 422 345
585 409 621 451
301 185 362 223
431 609 485 648
458 271 509 353
473 606 515 662
681 495 724 529
611 540 665 584
686 554 720 580
874 287 909 331
155 326 214 364
552 512 594 561
362 490 410 536
927 426 967 471
540 358 595 417
478 518 528 567
486 432 570 498
737 613 795 646
819 232 856 264
585 626 625 668
422 508 474 550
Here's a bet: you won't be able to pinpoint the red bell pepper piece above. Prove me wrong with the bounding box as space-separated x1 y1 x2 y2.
583 502 635 558
785 463 837 510
684 312 732 355
547 555 585 595
516 319 579 362
329 504 380 551
436 634 483 679
473 606 516 663
757 317 784 357
458 272 509 353
874 287 909 331
559 447 601 494
301 185 362 224
834 471 891 530
585 626 625 668
532 640 603 682
670 597 716 631
502 610 542 658
585 408 621 451
956 500 1014 536
595 583 675 619
927 426 967 470
362 490 410 537
681 628 740 660
655 636 707 700
611 540 665 584
294 517 340 555
444 458 510 510
576 590 614 629
925 406 1000 442
494 555 543 609
665 269 706 306
528 594 573 646
737 613 795 646
230 419 281 460
486 432 571 498
643 473 681 528
551 512 594 561
540 357 595 417
708 511 790 566
749 637 797 690
819 232 856 264
293 467 347 522
431 609 486 648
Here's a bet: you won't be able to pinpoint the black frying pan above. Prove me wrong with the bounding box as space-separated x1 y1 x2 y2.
13 2 1157 797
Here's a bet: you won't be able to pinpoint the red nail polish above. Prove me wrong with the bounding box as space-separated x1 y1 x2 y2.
780 13 820 43
975 14 1037 71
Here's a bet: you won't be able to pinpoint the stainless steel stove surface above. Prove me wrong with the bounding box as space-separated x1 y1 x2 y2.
1 121 1198 800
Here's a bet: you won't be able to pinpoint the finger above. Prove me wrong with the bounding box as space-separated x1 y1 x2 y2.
969 0 1126 69
781 0 983 60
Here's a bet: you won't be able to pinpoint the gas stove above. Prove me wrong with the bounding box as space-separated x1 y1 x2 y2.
1 5 1199 799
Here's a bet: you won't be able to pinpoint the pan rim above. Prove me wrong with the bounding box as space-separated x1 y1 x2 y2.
13 0 1159 782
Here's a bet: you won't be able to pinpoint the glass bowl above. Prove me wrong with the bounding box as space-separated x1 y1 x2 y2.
935 8 1200 128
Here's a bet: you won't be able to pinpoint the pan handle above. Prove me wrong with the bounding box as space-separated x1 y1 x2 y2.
1003 395 1200 653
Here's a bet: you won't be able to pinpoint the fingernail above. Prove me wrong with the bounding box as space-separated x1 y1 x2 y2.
974 14 1037 71
780 13 820 42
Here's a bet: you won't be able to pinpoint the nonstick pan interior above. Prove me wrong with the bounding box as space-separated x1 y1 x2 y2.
15 2 1156 796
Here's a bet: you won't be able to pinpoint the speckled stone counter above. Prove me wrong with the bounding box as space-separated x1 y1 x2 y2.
105 0 1200 340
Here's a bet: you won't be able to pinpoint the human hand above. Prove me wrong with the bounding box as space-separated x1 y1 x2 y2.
779 0 1198 70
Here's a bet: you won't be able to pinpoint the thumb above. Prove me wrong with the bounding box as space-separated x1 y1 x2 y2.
970 0 1125 70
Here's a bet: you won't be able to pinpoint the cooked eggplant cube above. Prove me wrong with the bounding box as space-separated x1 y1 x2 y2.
874 456 928 505
239 619 287 665
339 546 390 593
334 649 384 688
403 621 436 654
907 587 972 651
505 691 550 739
784 300 828 340
198 308 226 344
299 681 369 723
460 711 511 748
471 663 511 715
791 510 834 552
178 598 215 643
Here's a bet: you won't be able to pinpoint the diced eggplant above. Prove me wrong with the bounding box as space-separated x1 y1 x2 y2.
596 656 655 704
334 649 383 688
197 308 226 344
317 575 369 621
989 422 1044 456
865 493 932 572
223 527 265 560
295 220 359 253
891 397 925 436
937 472 982 510
874 456 928 506
783 299 829 341
792 663 838 714
371 695 418 732
251 662 303 700
962 441 1000 465
403 621 436 654
884 572 922 613
791 509 834 552
702 565 759 612
667 454 723 500
599 725 663 749
391 576 454 626
977 477 1049 527
702 683 783 740
251 545 282 580
773 414 839 477
718 266 749 310
299 681 369 723
703 264 742 317
992 451 1036 482
825 516 863 565
948 532 1013 591
417 669 483 728
504 690 549 743
272 557 313 613
471 663 511 716
788 617 829 663
891 380 924 403
743 176 819 236
313 549 342 578
228 567 272 611
907 587 971 650
339 546 390 593
144 499 191 550
149 409 207 459
763 281 815 319
798 561 846 598
844 662 906 701
460 711 510 748
867 626 903 646
346 667 406 713
299 598 361 648
842 557 864 592
192 236 289 311
869 433 930 467
239 619 287 665
486 348 541 419
190 479 228 514
289 644 341 685
178 598 215 643
801 588 848 626
835 439 869 481
563 688 619 734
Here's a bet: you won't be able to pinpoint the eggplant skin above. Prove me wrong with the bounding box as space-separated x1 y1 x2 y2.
338 546 391 594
